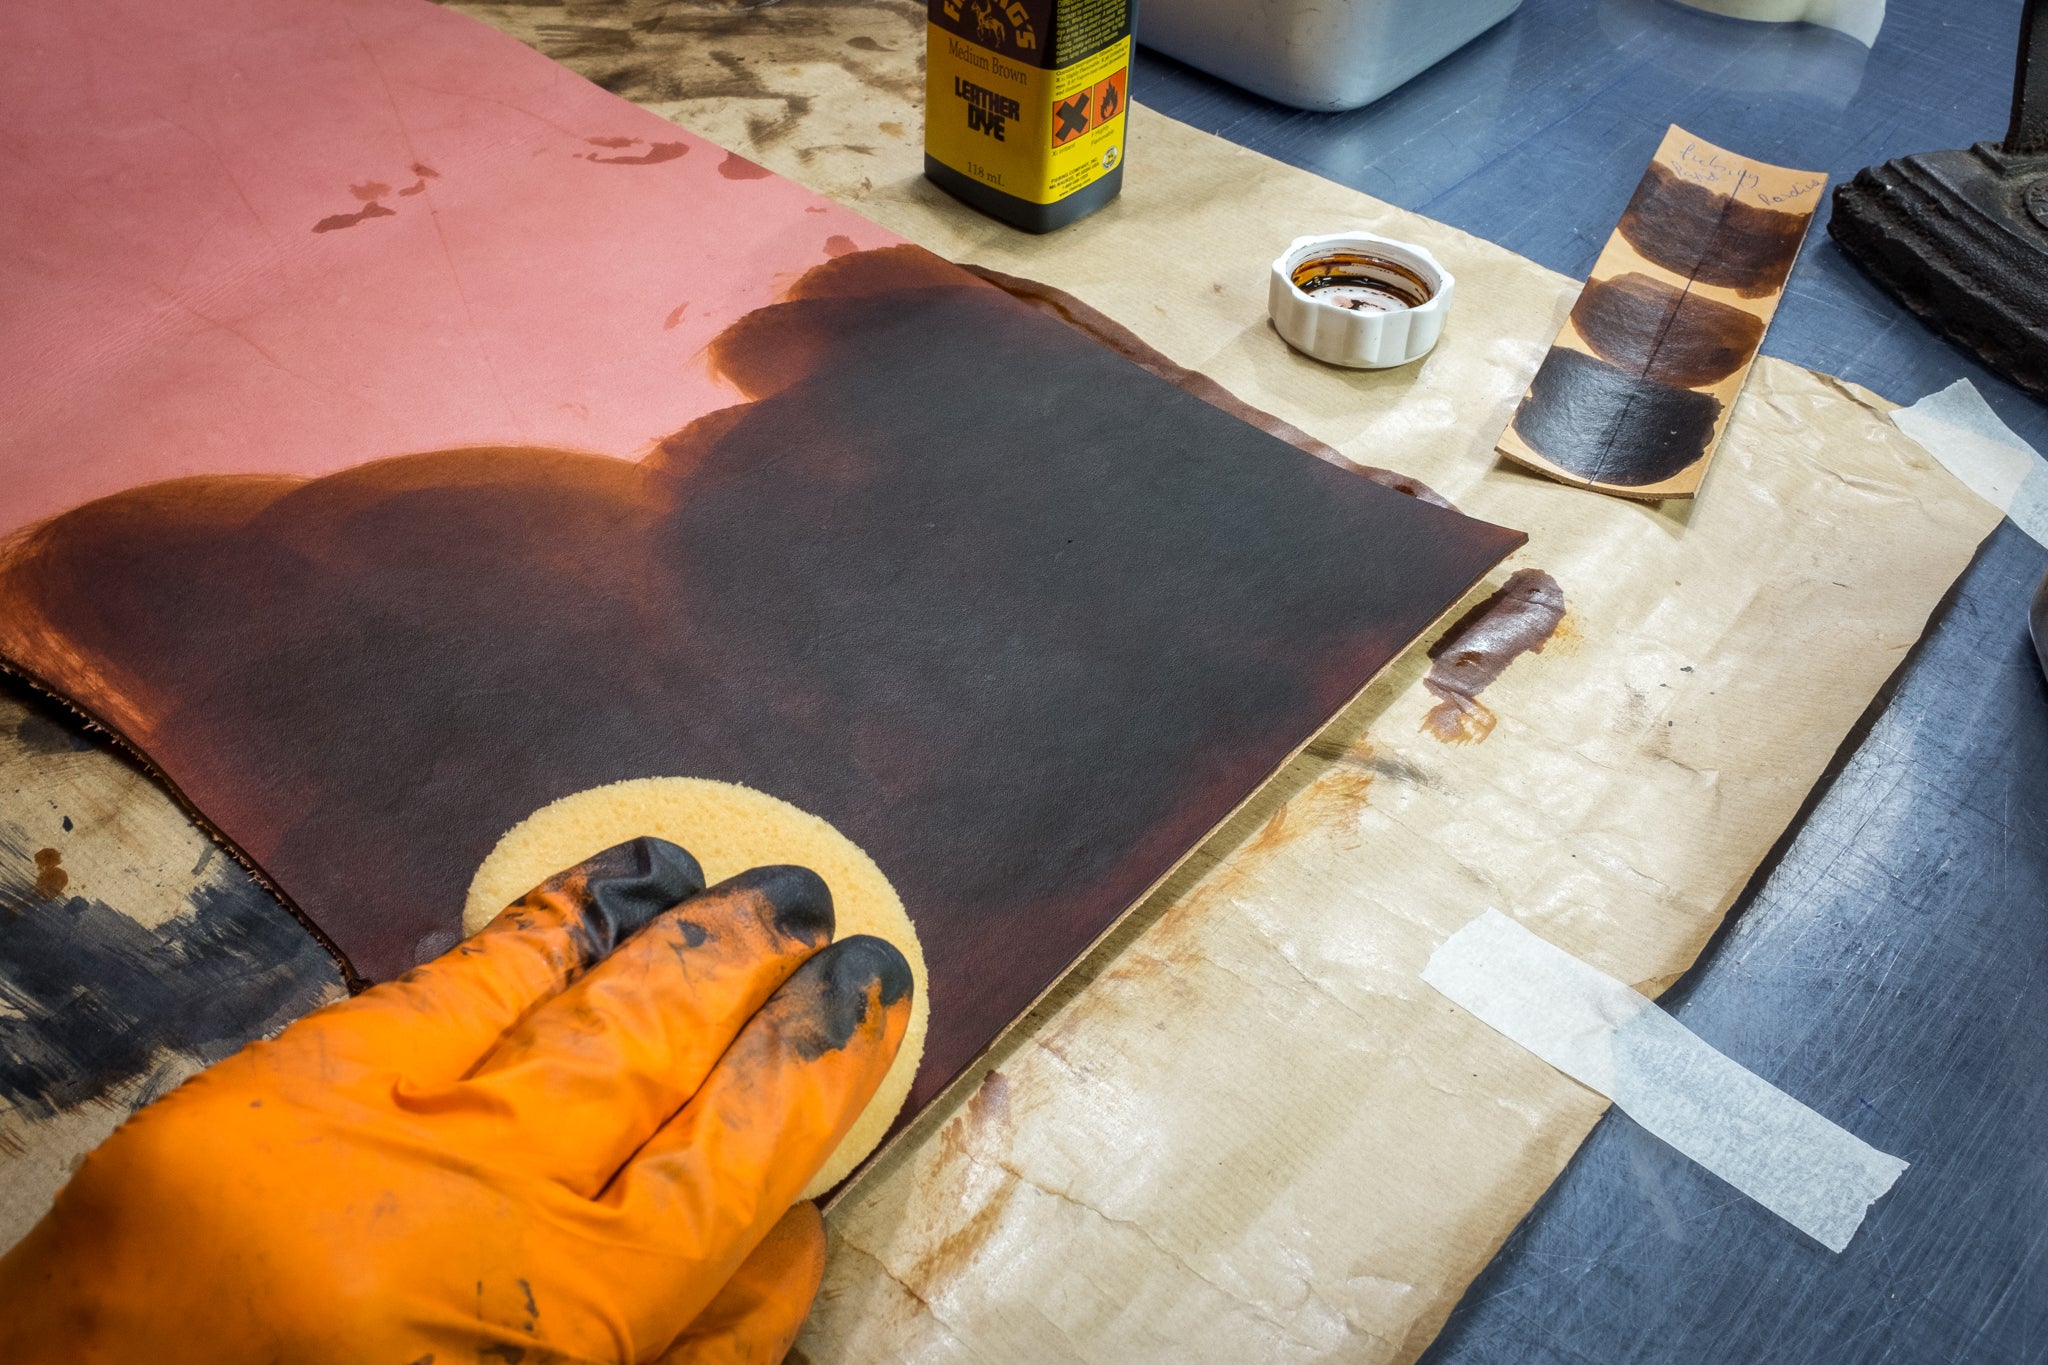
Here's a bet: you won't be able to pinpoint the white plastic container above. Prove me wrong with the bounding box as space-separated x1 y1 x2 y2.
1269 232 1453 369
1139 0 1524 112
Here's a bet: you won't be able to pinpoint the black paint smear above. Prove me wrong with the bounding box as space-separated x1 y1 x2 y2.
0 838 339 1119
1514 348 1723 488
1571 272 1765 390
12 709 92 755
1616 161 1809 299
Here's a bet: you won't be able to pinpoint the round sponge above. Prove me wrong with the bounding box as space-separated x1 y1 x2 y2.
464 776 928 1199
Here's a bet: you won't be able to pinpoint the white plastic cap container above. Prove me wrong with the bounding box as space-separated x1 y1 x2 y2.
1269 232 1454 369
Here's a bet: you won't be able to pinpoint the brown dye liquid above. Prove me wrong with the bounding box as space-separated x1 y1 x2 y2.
1290 252 1434 312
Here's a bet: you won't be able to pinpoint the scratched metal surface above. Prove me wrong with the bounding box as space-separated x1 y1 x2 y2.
1135 1 2048 1359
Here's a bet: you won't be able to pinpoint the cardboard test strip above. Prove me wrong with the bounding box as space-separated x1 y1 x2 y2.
1498 126 1827 500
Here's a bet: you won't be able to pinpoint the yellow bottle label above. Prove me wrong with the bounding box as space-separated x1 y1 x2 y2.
925 28 1130 206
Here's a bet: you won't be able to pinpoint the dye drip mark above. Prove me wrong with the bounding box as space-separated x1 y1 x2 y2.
32 848 67 898
1514 349 1723 488
312 201 396 233
1421 570 1566 744
310 165 439 233
1571 273 1765 390
1617 160 1809 299
581 141 692 167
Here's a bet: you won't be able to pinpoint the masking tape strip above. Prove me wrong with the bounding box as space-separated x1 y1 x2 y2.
1423 910 1909 1252
1891 378 2048 548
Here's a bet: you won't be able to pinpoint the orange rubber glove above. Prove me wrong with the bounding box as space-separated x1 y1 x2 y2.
0 837 912 1364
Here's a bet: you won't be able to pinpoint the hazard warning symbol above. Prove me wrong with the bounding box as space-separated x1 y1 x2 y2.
1052 90 1091 146
1090 68 1127 126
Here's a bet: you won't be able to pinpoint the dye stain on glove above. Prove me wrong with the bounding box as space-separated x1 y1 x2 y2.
546 836 705 961
0 839 910 1364
782 936 915 1061
464 777 930 1198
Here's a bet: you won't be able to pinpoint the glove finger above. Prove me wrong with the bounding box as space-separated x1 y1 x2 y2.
595 935 911 1340
268 837 703 1086
651 1201 825 1365
433 866 835 1195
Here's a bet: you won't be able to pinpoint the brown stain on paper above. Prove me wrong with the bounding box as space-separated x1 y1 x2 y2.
901 1067 1020 1296
1421 570 1566 744
33 847 68 898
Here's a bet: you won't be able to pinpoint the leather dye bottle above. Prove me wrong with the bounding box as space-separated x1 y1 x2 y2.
924 0 1133 233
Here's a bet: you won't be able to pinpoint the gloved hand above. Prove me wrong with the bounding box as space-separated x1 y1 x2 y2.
0 836 912 1364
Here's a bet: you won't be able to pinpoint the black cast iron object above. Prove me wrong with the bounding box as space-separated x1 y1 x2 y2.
1829 0 2048 399
2033 569 2047 678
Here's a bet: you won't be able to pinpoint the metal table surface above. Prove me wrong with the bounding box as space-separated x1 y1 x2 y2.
1135 2 2048 1361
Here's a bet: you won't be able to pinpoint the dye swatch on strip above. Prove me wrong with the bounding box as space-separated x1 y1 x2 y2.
1497 127 1824 500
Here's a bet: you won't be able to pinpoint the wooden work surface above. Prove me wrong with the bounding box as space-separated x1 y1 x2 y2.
0 2 2010 1360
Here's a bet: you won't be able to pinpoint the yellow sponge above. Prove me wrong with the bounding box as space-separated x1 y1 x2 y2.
464 776 928 1200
